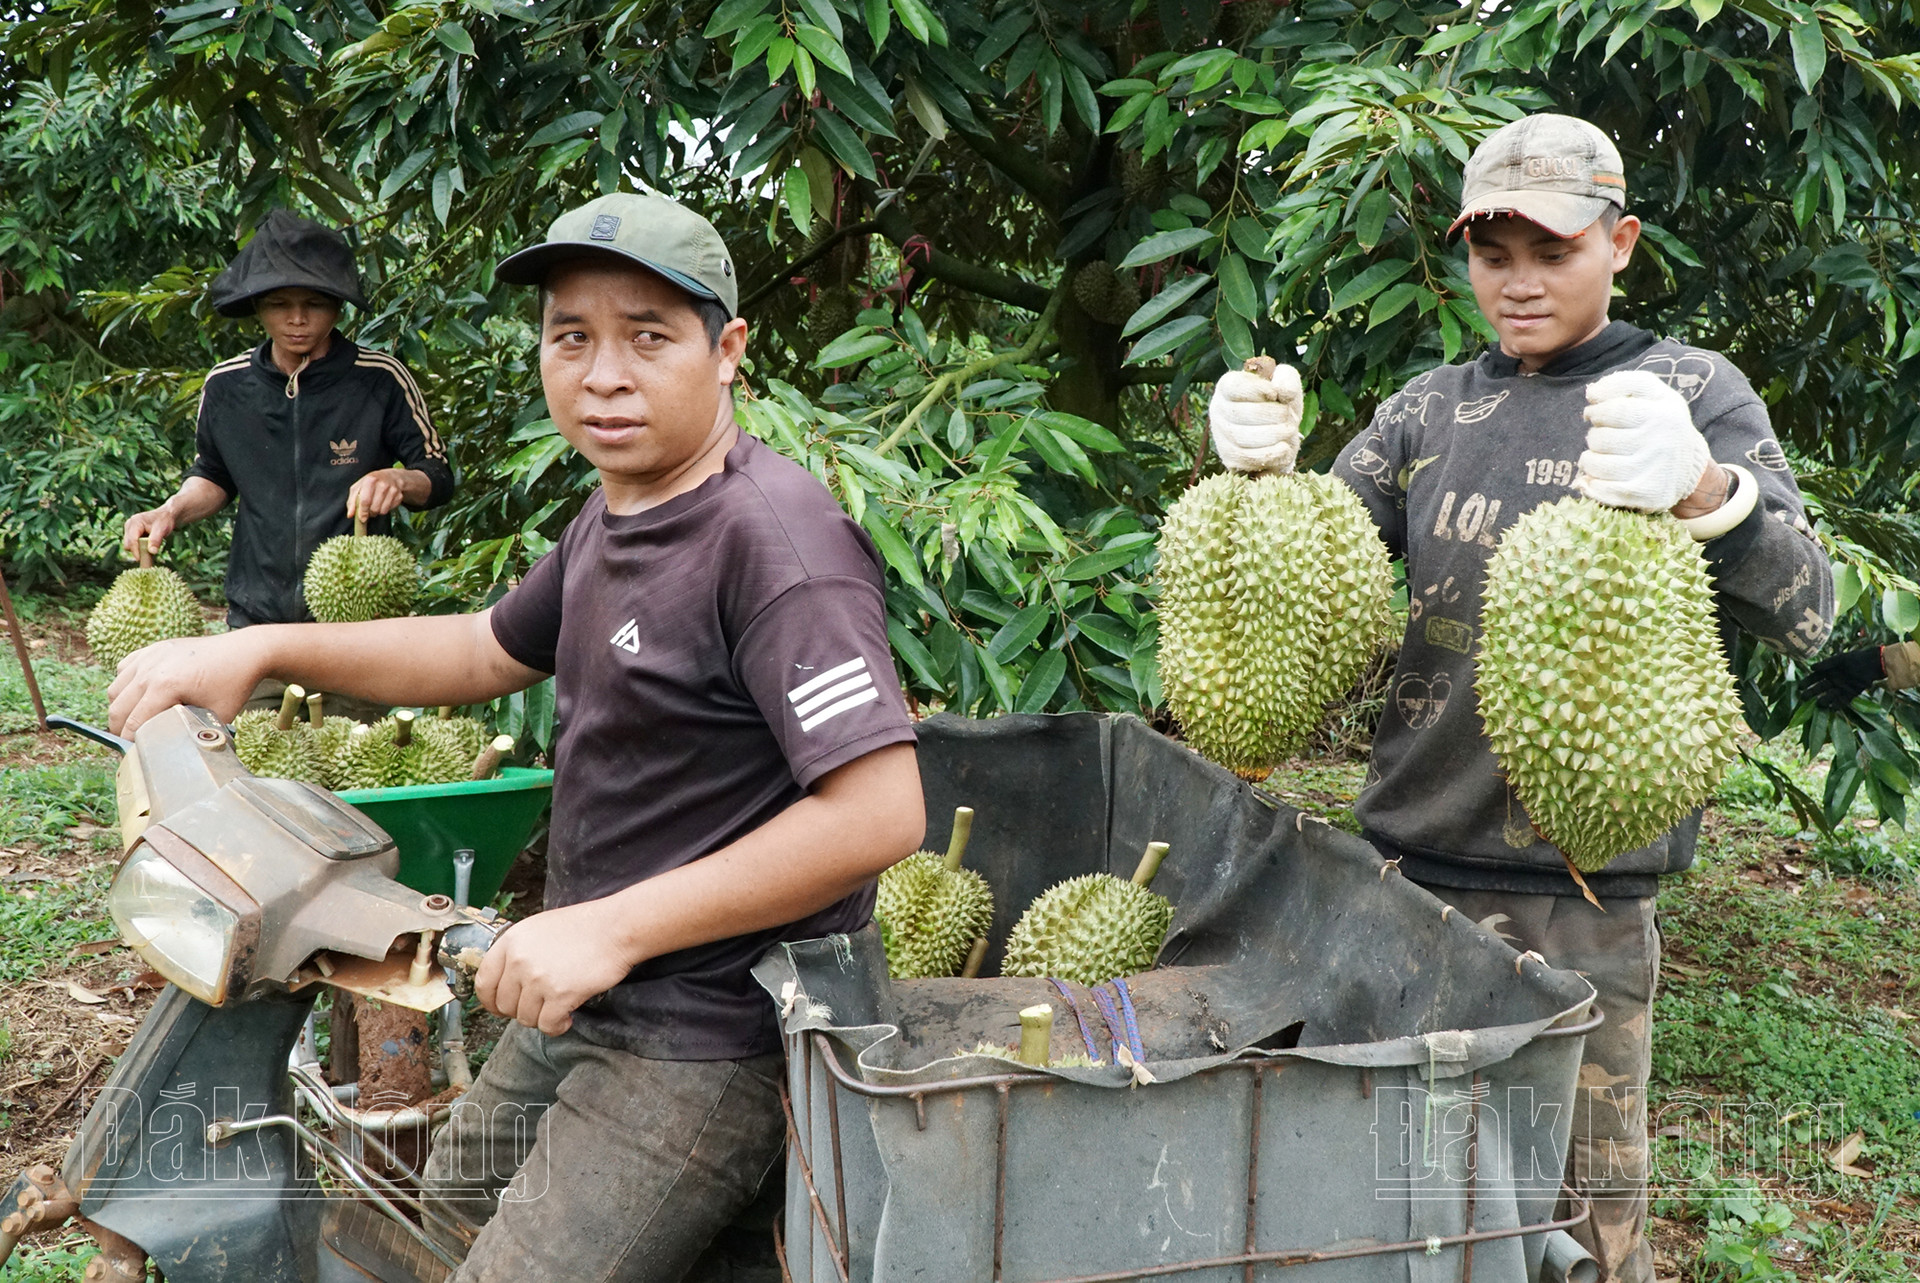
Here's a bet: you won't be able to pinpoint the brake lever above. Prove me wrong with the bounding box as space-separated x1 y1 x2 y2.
436 911 504 998
46 716 132 756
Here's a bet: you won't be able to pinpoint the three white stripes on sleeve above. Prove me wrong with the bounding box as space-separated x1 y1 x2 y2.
787 657 879 732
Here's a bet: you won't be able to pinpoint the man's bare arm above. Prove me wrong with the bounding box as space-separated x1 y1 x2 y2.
121 477 230 558
479 742 924 1034
108 609 545 734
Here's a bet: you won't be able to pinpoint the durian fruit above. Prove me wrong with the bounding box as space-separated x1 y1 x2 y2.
808 288 861 344
309 692 355 790
1071 261 1143 326
1155 462 1392 775
341 721 406 790
874 806 996 980
405 714 482 785
302 514 418 623
86 549 202 668
1477 496 1744 871
231 685 326 785
1001 842 1174 986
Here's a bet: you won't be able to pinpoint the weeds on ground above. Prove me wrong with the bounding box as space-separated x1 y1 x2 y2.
0 654 109 734
0 761 115 849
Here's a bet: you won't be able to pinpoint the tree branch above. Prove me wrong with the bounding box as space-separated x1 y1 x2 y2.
950 122 1071 213
873 204 1052 312
1117 364 1178 385
738 219 880 314
876 287 1066 456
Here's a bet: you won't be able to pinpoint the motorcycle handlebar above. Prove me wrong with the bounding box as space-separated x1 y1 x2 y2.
46 715 132 756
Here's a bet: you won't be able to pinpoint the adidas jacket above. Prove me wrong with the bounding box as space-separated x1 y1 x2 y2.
187 334 454 626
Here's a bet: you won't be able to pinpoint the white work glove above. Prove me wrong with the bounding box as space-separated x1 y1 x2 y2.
1576 370 1713 512
1208 357 1304 475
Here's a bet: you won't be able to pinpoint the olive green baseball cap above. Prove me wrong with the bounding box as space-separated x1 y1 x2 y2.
1448 113 1627 240
495 189 738 316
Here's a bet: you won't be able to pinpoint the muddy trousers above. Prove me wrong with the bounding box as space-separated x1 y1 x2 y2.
1416 884 1658 1283
420 1022 786 1282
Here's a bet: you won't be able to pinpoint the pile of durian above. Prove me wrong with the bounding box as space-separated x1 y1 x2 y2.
233 686 511 792
874 806 1175 988
86 549 204 668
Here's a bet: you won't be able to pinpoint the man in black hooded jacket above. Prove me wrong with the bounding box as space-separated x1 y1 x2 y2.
122 210 455 628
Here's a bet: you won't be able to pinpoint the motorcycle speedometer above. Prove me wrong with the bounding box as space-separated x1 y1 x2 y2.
109 845 239 1006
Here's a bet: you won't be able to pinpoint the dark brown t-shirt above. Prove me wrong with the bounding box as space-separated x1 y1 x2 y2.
489 429 916 1059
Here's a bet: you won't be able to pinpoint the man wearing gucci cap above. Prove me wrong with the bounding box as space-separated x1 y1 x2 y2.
1209 114 1834 1281
106 187 925 1280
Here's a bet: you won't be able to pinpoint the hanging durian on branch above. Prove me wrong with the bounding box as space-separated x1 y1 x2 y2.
1001 841 1174 986
303 513 419 623
1156 357 1393 775
875 806 996 980
1477 497 1744 871
86 546 203 668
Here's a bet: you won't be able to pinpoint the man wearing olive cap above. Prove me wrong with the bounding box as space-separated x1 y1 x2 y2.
1211 114 1834 1281
107 189 924 1280
121 210 454 629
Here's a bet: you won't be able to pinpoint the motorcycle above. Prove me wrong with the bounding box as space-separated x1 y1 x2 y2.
0 705 505 1282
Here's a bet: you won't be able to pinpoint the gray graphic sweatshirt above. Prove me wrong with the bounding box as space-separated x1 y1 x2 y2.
1332 322 1834 897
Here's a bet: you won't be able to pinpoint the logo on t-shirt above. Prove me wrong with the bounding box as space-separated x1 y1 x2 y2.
609 619 640 653
787 657 877 732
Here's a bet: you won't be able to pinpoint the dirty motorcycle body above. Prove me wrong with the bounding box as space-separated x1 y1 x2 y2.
1 706 498 1282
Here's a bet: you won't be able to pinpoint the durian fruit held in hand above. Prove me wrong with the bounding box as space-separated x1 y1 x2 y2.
231 685 326 785
1156 358 1392 774
1477 496 1743 871
86 547 202 668
875 806 996 980
1001 842 1174 986
302 513 419 623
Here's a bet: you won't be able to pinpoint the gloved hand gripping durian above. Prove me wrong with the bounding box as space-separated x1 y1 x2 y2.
1160 357 1394 775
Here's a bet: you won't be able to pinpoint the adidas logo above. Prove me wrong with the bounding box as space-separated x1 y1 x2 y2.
609 619 640 653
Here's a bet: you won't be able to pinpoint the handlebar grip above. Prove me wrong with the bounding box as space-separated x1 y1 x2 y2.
46 716 132 756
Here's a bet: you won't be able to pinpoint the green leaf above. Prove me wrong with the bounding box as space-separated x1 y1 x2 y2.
815 330 894 368
1329 259 1412 312
976 645 1016 710
1127 314 1211 364
430 166 454 224
377 147 434 201
1790 16 1828 93
864 0 890 46
1218 252 1259 320
1417 22 1481 54
795 0 842 41
1036 411 1125 453
766 35 795 83
435 21 474 55
1834 563 1865 615
989 602 1051 662
1073 613 1135 657
794 24 853 79
1122 273 1212 336
1060 534 1154 581
1882 588 1920 635
861 507 924 588
888 620 945 687
526 111 605 149
810 109 876 180
1118 226 1217 269
1367 282 1423 330
706 0 772 36
1015 650 1067 713
783 162 813 235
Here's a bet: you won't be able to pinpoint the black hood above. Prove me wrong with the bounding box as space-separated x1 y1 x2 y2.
209 209 369 317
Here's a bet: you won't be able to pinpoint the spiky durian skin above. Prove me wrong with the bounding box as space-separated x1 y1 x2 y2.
230 710 327 785
315 717 355 790
341 719 408 790
1157 472 1392 773
1478 497 1744 872
399 716 488 784
873 851 995 979
302 534 418 623
1000 875 1174 986
86 567 202 668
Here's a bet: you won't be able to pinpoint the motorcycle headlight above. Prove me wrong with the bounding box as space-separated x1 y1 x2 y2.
109 845 239 1006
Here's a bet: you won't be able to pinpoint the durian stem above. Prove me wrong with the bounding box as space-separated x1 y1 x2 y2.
1130 841 1171 888
943 806 975 873
438 705 454 720
960 936 989 980
1017 1004 1053 1067
394 709 414 747
353 513 368 538
306 691 325 727
276 684 306 732
471 734 513 780
137 545 154 570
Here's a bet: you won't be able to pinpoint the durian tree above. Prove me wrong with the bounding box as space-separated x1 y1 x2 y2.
9 0 1920 823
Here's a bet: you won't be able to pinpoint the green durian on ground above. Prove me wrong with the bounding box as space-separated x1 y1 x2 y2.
1477 496 1744 872
86 564 202 668
1001 842 1174 986
303 521 418 623
875 806 995 980
1156 470 1392 774
231 686 326 785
